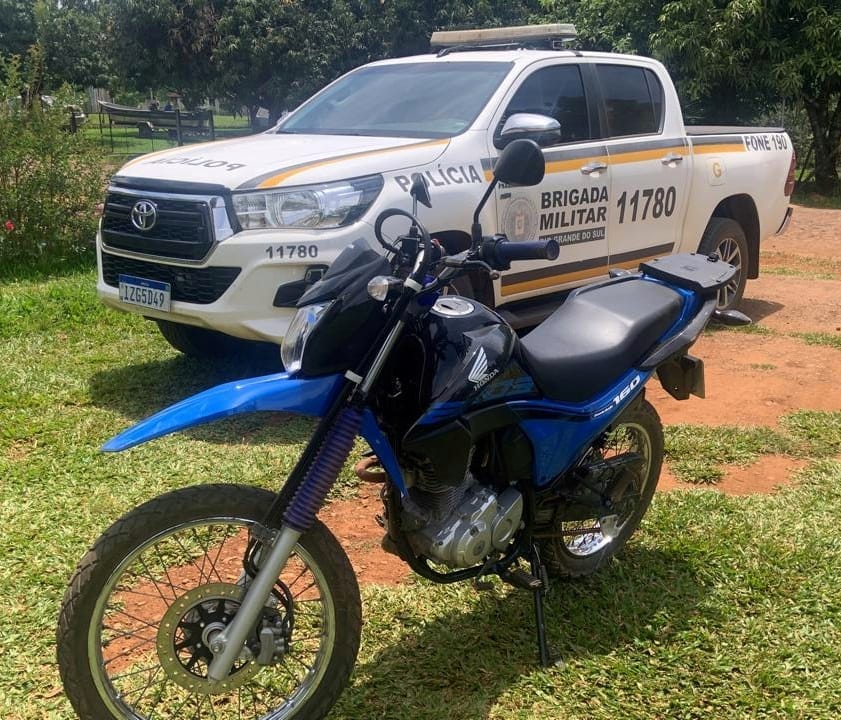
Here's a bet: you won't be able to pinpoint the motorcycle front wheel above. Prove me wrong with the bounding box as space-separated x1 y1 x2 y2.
57 484 361 720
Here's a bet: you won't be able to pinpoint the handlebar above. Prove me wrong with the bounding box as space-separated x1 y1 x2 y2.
481 236 560 270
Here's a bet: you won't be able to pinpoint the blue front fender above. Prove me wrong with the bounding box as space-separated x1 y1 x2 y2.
102 372 344 452
102 372 407 494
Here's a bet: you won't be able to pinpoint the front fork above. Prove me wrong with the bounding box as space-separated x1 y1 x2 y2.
208 305 411 681
207 407 363 681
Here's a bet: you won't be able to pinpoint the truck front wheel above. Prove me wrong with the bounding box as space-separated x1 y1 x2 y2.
698 217 748 310
155 319 262 361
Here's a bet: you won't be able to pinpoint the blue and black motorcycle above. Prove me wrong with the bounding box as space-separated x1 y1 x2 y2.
58 140 745 720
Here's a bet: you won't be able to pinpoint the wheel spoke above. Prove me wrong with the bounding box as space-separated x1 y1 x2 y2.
78 502 345 720
558 419 654 558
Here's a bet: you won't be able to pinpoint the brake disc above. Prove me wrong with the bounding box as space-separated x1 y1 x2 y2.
156 582 261 695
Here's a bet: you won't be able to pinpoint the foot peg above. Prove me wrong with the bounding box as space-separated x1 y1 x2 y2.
501 567 543 591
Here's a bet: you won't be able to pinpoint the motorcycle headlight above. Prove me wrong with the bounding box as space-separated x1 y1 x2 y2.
233 175 383 230
281 302 330 373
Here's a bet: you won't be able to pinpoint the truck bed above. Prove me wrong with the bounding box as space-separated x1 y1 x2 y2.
686 125 784 136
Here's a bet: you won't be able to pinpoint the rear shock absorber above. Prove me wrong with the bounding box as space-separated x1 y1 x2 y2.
282 407 363 532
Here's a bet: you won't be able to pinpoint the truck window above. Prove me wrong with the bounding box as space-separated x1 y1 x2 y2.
596 65 664 137
500 65 591 145
278 61 513 139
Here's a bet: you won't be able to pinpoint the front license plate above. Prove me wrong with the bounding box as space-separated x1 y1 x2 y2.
118 274 171 312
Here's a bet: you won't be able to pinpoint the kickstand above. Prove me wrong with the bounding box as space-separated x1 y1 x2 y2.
530 545 551 667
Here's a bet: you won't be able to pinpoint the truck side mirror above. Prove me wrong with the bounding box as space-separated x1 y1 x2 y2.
494 113 561 149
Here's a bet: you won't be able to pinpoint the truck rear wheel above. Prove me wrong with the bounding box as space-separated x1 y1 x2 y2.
698 218 748 310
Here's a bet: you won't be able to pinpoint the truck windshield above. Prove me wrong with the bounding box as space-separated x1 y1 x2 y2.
277 61 513 138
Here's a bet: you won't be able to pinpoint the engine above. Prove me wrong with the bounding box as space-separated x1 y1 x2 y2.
402 470 523 569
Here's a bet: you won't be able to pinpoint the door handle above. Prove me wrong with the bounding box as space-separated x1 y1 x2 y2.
661 153 684 165
580 161 608 175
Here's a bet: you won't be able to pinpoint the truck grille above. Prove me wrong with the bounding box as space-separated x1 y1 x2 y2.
101 253 241 304
101 191 214 260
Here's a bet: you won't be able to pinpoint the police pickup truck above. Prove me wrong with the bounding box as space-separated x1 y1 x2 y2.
98 24 795 358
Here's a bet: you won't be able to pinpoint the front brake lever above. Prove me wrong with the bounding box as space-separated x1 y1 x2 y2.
460 259 499 279
440 254 498 278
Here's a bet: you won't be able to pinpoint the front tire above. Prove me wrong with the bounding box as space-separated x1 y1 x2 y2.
539 400 664 579
156 320 279 365
57 484 361 720
698 217 748 310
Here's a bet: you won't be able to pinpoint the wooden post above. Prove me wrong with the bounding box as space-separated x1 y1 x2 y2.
209 110 216 142
175 108 183 146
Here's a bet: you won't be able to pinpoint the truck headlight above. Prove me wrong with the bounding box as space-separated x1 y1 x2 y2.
281 302 331 373
233 175 383 230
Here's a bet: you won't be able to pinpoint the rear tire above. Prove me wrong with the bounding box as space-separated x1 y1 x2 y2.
698 217 748 310
57 484 361 720
539 400 664 579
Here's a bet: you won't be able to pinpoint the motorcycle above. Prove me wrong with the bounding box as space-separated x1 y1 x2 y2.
58 139 747 720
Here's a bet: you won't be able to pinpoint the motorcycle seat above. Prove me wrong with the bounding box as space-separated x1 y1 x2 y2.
518 278 682 403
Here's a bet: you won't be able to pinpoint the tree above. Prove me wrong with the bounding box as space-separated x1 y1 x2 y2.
37 1 113 89
653 0 841 193
106 0 225 108
537 0 664 55
0 0 36 58
212 0 384 123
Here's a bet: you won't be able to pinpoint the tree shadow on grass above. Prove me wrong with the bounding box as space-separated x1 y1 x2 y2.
333 545 714 720
87 352 314 446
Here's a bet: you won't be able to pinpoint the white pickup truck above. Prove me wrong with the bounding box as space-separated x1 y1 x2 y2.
97 24 795 358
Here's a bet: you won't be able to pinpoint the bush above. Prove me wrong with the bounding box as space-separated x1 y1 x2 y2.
0 48 105 271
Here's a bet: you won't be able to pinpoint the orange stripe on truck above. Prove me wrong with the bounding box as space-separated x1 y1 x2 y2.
255 138 450 189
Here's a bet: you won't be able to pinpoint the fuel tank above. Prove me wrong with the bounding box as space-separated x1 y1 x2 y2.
419 295 517 407
390 296 524 488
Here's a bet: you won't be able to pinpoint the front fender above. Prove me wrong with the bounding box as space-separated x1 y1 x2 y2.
103 372 344 451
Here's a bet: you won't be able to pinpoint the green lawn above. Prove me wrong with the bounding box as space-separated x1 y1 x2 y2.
1 267 839 719
82 113 255 159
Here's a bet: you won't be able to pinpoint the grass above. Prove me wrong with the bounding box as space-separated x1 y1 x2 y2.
763 266 838 281
664 424 791 483
795 332 841 352
82 113 255 159
710 321 841 352
665 410 841 483
2 269 841 718
792 183 841 210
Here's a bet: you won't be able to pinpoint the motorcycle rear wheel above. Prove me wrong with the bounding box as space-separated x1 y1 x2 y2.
57 484 361 720
539 399 664 578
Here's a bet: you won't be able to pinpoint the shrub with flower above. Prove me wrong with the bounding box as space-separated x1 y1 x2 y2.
0 219 16 250
1 47 105 269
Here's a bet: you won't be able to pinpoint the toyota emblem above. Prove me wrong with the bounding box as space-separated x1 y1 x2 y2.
130 200 158 231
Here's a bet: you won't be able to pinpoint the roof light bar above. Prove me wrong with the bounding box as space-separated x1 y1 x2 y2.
430 24 577 50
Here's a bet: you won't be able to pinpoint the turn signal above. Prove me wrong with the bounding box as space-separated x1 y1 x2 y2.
367 276 403 302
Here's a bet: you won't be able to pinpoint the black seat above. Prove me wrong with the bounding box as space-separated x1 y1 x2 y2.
518 279 682 403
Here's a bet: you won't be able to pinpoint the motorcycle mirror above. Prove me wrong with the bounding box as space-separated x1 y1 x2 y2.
410 173 432 211
493 138 545 187
470 139 546 249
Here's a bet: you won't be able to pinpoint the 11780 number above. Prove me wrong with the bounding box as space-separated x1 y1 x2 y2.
617 186 676 224
265 244 319 260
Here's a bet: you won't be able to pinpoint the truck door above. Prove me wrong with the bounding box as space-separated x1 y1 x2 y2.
489 63 610 304
596 63 690 269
